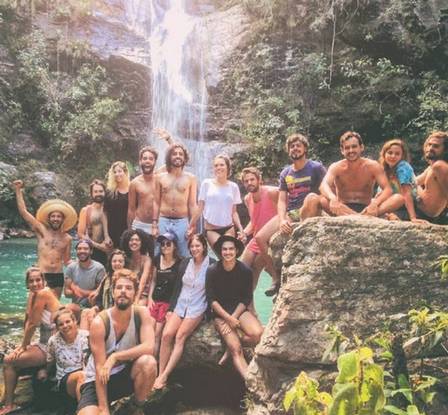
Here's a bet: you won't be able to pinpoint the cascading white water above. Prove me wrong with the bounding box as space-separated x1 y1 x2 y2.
123 0 229 182
149 0 211 182
125 0 222 183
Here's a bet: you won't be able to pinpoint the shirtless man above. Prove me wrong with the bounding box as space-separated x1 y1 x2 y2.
154 138 197 257
309 131 392 218
415 131 448 224
128 146 159 237
278 133 327 233
78 180 111 267
12 180 76 298
240 167 280 297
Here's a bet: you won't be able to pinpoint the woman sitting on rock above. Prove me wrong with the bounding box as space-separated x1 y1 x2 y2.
46 307 88 407
154 234 215 389
0 267 60 415
120 229 153 306
206 235 263 379
148 232 182 356
377 139 427 223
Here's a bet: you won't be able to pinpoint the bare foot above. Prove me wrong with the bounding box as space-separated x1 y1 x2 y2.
0 404 19 415
153 375 167 390
385 213 400 221
218 349 230 366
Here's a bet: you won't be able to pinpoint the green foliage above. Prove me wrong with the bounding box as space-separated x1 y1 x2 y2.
284 372 333 414
284 346 385 415
436 255 448 281
286 307 448 415
4 28 124 158
225 0 448 176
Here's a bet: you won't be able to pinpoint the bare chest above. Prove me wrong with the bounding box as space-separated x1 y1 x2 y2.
161 176 190 196
335 168 375 192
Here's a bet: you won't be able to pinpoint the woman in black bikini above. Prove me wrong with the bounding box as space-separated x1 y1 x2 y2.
189 154 246 252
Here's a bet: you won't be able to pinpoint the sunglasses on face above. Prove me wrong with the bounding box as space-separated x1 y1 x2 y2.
161 241 172 247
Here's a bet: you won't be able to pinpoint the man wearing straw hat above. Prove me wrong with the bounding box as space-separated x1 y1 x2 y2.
13 180 77 298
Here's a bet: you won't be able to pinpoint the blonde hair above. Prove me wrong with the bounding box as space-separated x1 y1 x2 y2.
106 161 130 194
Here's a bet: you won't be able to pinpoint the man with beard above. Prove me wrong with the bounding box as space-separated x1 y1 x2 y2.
240 167 280 296
64 240 105 309
78 179 111 266
278 133 327 234
128 146 159 237
12 180 77 298
153 141 197 257
309 131 392 218
77 269 156 415
414 131 448 224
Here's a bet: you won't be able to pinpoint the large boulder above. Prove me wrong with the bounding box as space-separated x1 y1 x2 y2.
247 216 448 414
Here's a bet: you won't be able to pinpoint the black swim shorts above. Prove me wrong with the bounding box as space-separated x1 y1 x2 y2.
43 273 64 288
415 206 448 225
346 203 367 213
77 365 133 411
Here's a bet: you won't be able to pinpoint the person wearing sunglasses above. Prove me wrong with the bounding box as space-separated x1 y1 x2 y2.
148 232 182 356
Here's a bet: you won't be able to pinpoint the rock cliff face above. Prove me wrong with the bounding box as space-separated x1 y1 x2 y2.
247 216 448 414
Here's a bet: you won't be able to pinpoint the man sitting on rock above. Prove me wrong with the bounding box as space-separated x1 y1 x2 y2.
240 167 280 297
77 269 157 415
302 131 393 219
206 235 263 379
278 133 326 234
64 240 105 310
414 131 448 224
12 180 77 298
78 179 112 266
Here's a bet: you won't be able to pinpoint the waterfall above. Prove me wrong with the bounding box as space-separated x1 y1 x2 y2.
125 0 224 184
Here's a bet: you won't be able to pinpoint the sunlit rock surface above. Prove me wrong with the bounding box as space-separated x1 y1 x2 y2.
247 216 448 414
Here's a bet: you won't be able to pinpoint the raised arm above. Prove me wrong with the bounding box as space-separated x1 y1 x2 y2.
153 127 174 146
127 180 137 228
12 180 44 235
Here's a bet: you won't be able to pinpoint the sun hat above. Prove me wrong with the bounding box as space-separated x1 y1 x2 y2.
36 199 77 232
213 235 244 258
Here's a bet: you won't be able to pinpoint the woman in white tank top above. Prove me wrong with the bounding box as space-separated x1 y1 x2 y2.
188 154 246 252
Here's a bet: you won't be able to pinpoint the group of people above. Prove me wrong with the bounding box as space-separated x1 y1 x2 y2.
1 128 447 415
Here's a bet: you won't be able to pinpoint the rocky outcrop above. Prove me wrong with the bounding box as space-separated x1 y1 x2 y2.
247 216 448 415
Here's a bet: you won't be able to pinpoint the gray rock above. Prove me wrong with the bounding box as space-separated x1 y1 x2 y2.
5 133 46 161
0 162 18 178
27 171 76 207
247 216 448 415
